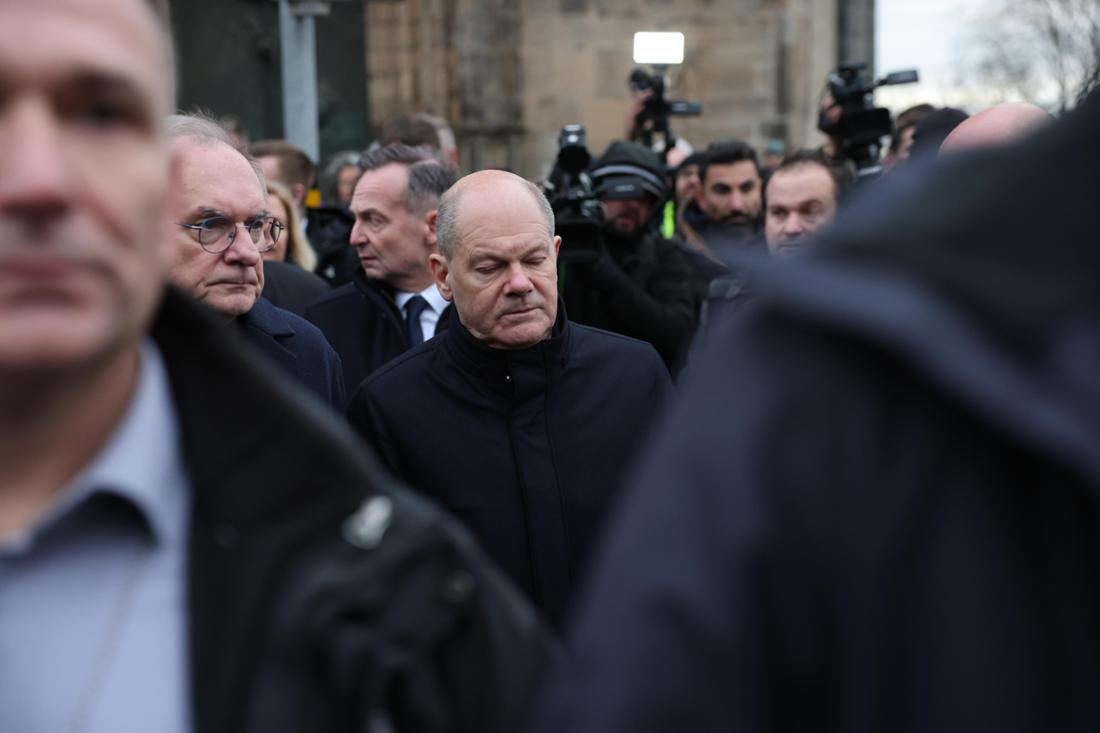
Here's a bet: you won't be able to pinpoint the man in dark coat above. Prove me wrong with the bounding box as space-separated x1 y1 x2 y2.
536 94 1100 730
349 170 672 628
559 140 697 369
260 258 330 317
163 114 344 412
0 3 552 730
306 145 456 394
237 295 345 411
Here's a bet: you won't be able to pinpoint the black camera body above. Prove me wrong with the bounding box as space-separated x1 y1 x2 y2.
543 124 604 261
821 62 918 180
629 69 702 158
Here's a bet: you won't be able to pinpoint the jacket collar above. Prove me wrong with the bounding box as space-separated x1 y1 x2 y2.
443 302 571 402
151 287 385 733
238 296 295 338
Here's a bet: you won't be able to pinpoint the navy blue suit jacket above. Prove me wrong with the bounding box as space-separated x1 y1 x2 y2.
238 297 346 412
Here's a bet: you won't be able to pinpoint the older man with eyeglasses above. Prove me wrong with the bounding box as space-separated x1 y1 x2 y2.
165 114 345 411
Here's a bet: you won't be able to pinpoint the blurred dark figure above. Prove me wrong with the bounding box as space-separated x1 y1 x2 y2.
305 151 363 287
678 140 765 259
940 102 1054 155
349 171 672 629
318 150 362 207
536 88 1100 733
884 103 934 170
908 106 969 161
558 141 697 369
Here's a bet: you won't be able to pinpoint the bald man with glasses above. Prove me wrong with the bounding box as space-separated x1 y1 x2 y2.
165 114 345 411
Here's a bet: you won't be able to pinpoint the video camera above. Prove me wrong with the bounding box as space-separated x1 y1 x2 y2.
543 124 604 261
628 68 702 159
819 62 918 180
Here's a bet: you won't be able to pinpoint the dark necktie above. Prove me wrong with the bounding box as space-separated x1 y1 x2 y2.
404 295 428 347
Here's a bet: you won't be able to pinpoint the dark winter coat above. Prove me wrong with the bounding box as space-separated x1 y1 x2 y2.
348 309 672 628
305 205 359 285
305 269 453 395
536 92 1100 731
152 288 554 733
559 228 696 370
260 259 330 317
236 296 346 412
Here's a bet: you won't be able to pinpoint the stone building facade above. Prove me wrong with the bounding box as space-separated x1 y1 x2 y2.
364 0 874 177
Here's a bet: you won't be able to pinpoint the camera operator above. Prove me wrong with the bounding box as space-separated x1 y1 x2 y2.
815 63 918 181
560 141 697 370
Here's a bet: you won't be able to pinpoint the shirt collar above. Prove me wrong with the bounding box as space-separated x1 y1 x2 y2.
14 340 187 551
395 284 449 315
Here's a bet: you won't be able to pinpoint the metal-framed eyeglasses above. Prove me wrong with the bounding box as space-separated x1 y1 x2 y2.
176 214 286 255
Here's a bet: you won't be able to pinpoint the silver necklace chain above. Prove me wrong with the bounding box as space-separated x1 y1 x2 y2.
65 546 150 733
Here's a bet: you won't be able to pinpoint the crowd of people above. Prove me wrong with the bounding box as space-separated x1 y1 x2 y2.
3 0 1099 731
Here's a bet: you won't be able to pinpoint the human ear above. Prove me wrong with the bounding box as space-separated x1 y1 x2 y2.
429 253 453 301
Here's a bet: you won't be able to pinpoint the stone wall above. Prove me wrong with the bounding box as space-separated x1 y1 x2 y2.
365 0 872 178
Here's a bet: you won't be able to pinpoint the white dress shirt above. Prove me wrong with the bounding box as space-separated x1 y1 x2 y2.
395 284 450 342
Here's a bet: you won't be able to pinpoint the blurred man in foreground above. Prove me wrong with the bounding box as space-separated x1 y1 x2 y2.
537 87 1100 732
0 1 551 730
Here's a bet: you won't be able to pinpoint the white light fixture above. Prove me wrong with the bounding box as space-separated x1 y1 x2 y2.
632 32 685 65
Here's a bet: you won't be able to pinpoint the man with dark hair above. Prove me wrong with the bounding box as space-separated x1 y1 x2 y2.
379 113 443 150
885 102 935 169
349 170 672 629
306 144 457 392
909 107 970 161
763 149 853 256
678 139 765 258
559 140 697 369
0 1 552 731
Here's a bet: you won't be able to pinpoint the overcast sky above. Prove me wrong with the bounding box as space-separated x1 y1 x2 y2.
874 0 998 112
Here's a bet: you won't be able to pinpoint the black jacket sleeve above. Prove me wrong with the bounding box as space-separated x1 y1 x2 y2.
575 234 697 365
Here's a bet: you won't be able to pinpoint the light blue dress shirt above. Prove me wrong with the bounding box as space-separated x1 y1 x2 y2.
0 341 191 733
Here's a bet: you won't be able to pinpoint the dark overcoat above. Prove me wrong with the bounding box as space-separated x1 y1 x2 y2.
237 296 346 412
348 310 672 627
152 288 553 733
305 269 453 395
535 91 1100 731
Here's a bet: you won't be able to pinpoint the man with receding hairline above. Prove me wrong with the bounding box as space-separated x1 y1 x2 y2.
349 169 673 628
0 2 552 730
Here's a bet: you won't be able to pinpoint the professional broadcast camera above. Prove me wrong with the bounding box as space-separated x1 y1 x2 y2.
543 124 604 261
628 68 702 159
818 62 918 180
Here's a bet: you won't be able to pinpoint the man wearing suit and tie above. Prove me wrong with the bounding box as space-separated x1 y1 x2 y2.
306 145 456 395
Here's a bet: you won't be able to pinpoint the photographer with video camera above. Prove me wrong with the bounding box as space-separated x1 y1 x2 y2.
816 62 918 181
555 139 697 370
